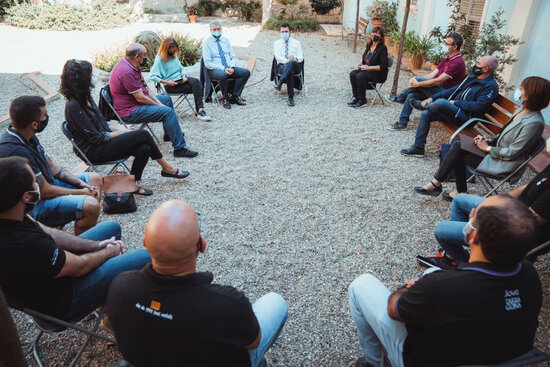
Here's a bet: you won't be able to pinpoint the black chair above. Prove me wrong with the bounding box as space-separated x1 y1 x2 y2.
99 84 160 143
155 82 195 124
61 121 130 175
526 239 550 263
366 57 394 109
270 57 307 98
4 292 115 367
199 58 236 106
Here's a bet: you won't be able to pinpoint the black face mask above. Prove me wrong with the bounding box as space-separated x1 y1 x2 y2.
24 186 40 212
372 34 381 42
168 51 175 57
35 114 49 133
471 65 484 76
141 57 148 66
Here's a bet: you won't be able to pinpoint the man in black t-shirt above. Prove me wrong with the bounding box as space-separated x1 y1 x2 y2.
349 195 542 367
106 200 288 367
0 156 151 320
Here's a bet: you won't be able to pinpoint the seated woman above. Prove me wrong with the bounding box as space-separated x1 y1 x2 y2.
417 160 550 268
150 37 211 121
414 76 550 201
60 59 189 196
348 26 388 108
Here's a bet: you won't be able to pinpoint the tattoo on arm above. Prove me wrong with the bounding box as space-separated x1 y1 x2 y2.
36 174 47 189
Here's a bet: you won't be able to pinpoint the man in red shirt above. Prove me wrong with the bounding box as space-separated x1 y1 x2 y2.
386 33 466 131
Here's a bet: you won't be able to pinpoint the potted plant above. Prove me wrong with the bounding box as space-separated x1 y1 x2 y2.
188 7 197 23
366 0 394 29
404 31 436 69
426 48 446 70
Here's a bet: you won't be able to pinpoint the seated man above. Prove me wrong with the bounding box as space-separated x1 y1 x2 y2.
349 195 542 367
418 162 550 268
400 55 499 157
106 200 288 367
274 22 304 107
0 156 151 321
0 96 101 235
109 43 198 158
203 20 250 110
386 32 466 131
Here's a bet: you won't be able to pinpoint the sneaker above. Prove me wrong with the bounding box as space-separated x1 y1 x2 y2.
352 99 367 108
416 252 458 269
173 148 198 158
409 98 425 111
387 122 407 131
347 97 358 106
385 94 402 104
196 110 212 121
163 134 170 142
288 97 295 107
400 146 425 157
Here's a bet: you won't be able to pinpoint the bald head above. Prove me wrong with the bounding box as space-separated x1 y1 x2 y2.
126 42 145 58
480 55 498 73
144 200 203 274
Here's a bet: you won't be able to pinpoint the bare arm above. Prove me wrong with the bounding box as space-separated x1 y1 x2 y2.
131 90 161 106
508 184 527 199
414 73 450 88
243 330 261 349
387 278 418 320
36 174 90 199
36 219 119 252
56 244 122 278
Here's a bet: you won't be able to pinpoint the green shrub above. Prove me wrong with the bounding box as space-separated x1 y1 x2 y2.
309 0 340 15
5 0 132 31
144 8 163 14
233 1 261 21
264 16 319 32
0 0 17 16
195 0 222 16
92 32 202 72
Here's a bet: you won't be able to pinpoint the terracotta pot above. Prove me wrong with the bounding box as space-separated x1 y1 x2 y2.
430 63 437 71
411 55 424 69
371 18 383 29
189 15 197 23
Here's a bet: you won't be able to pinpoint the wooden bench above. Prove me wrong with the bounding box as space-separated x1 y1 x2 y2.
342 17 369 48
441 93 549 173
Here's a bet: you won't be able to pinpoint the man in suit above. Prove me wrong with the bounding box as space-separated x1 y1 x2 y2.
202 20 250 109
274 23 304 107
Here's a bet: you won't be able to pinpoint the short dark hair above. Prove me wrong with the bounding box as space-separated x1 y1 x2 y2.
474 195 537 268
9 96 46 129
447 32 463 50
521 76 550 112
280 23 291 31
0 157 34 212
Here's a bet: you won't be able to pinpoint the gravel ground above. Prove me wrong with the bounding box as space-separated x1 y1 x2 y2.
2 25 549 367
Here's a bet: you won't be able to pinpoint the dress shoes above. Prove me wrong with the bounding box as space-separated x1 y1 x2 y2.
230 96 247 106
400 146 425 157
161 169 190 178
348 98 358 106
173 148 198 158
223 100 231 109
288 97 295 107
352 99 367 108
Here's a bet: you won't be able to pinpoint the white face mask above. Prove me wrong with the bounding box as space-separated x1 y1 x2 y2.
546 137 550 153
513 88 522 103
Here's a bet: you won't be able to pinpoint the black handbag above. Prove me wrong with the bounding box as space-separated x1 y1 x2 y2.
103 192 137 214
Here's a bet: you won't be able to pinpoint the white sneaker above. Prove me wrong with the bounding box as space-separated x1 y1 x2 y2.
196 110 212 121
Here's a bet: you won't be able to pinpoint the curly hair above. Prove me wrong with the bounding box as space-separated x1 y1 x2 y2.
59 59 93 105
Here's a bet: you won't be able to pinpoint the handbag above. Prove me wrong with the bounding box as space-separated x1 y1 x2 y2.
102 172 138 214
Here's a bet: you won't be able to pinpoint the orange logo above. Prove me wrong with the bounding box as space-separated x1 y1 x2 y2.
150 300 161 311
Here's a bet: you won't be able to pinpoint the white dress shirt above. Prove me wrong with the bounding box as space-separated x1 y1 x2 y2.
274 37 304 64
202 36 237 70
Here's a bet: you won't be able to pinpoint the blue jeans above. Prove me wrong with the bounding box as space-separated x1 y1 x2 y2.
209 66 250 100
30 173 90 228
124 94 187 151
248 292 288 367
434 193 485 261
396 77 445 126
412 98 470 150
65 222 151 320
349 274 407 367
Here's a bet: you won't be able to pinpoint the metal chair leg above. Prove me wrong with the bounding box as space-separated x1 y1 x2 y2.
32 330 46 367
140 123 160 143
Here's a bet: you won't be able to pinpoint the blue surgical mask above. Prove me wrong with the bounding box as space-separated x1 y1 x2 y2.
546 137 550 153
513 88 522 103
212 31 222 38
281 32 290 41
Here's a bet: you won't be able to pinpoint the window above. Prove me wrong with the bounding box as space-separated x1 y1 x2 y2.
456 0 486 37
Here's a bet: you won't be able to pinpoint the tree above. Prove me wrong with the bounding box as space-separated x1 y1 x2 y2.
391 0 410 95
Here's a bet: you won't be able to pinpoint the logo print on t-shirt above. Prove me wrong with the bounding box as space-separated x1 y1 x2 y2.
504 289 522 311
150 300 161 311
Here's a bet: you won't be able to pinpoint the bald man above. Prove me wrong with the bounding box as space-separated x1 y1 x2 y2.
349 195 542 367
109 43 198 158
106 201 288 367
401 55 499 157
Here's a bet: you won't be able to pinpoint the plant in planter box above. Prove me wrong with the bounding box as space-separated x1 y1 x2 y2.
366 0 397 30
309 0 341 15
188 7 198 22
426 47 446 69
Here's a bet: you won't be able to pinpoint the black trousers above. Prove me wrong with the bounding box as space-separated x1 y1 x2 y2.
85 129 162 181
349 69 381 100
277 61 301 97
164 76 204 111
434 141 484 193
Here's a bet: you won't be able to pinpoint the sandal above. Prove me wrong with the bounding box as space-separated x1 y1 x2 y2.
414 180 442 197
161 169 190 179
135 186 153 196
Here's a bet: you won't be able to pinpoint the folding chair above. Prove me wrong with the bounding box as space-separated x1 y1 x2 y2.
271 57 307 99
4 292 115 367
458 348 550 367
367 57 394 109
200 58 236 106
464 137 547 197
61 121 130 175
99 84 160 143
525 239 550 263
155 83 195 123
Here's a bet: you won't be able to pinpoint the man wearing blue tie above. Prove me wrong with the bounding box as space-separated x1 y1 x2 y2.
274 23 304 107
202 20 250 109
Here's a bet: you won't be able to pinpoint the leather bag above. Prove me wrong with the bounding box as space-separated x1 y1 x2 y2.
102 173 138 214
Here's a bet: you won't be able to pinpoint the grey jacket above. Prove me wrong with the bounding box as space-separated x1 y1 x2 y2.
476 109 545 183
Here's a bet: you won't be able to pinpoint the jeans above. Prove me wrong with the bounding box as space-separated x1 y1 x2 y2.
209 67 250 100
434 193 484 261
165 76 204 111
434 141 484 192
349 274 407 367
412 99 470 150
64 222 151 321
396 77 445 126
277 61 302 97
248 292 288 367
124 94 187 152
30 173 90 228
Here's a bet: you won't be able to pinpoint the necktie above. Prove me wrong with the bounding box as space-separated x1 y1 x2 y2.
216 39 228 68
285 41 289 59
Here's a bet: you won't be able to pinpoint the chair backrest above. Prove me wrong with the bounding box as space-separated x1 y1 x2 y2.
60 120 73 141
388 57 394 69
528 137 547 158
61 121 94 166
525 239 550 261
99 84 123 123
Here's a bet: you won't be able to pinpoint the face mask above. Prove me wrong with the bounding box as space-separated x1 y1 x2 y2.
446 44 454 54
212 31 222 38
35 114 49 133
462 220 475 244
513 88 522 103
140 57 148 66
168 51 175 57
25 183 40 212
281 32 290 41
471 65 484 76
372 34 381 42
546 137 550 153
